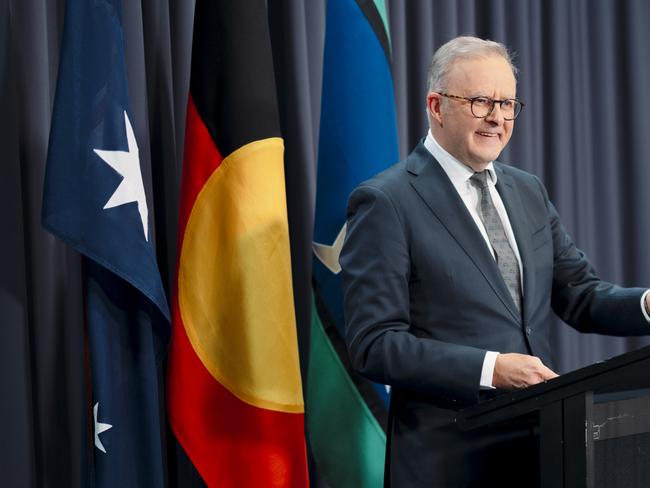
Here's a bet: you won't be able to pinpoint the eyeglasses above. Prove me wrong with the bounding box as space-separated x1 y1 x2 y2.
438 93 524 120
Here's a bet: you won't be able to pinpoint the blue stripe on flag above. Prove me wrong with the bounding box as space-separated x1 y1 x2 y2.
313 0 399 407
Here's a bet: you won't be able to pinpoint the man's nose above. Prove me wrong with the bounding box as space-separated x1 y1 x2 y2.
485 102 504 124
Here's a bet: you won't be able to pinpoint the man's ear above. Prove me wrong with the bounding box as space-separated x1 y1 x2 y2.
427 92 443 126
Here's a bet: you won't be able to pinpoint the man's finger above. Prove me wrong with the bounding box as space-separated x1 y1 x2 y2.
539 365 559 381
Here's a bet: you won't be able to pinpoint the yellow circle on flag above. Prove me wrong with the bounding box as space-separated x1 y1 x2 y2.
178 137 304 413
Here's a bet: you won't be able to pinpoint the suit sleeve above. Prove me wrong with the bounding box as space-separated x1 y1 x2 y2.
340 184 487 403
539 177 650 334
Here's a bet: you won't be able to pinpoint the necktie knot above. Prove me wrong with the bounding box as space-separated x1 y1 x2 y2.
470 170 490 189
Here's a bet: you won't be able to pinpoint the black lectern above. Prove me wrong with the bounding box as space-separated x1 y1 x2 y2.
458 345 650 488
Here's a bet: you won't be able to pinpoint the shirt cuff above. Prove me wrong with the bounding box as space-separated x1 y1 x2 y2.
480 351 499 390
641 290 650 323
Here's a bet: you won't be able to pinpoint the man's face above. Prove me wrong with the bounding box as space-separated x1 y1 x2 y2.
427 55 517 171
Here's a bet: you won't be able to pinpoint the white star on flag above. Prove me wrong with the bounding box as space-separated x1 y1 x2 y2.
94 111 149 240
93 402 113 454
312 223 347 274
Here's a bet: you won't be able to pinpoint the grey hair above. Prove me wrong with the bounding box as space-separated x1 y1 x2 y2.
427 36 518 93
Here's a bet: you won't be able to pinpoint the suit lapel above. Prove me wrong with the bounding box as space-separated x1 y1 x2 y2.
407 145 522 324
495 166 535 326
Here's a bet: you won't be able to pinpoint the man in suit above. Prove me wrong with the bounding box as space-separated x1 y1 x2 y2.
340 36 650 487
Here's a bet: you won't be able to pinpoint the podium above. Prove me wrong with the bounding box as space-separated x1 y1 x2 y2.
458 345 650 488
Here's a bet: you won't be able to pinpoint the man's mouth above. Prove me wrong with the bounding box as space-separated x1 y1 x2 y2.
476 131 500 138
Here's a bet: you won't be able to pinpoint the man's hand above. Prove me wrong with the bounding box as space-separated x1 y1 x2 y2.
492 353 559 390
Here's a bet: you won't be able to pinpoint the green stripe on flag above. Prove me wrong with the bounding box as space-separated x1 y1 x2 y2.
370 0 391 47
307 299 386 488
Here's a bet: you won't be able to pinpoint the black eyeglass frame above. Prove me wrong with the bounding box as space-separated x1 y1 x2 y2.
437 92 525 120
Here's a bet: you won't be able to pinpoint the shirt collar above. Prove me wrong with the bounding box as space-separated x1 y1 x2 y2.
423 130 497 187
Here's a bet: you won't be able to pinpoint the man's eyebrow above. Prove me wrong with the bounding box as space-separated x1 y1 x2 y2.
466 93 518 99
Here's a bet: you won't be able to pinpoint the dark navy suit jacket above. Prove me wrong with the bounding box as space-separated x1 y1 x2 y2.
340 142 649 487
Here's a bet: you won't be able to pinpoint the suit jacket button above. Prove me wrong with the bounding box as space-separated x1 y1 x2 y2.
525 327 532 335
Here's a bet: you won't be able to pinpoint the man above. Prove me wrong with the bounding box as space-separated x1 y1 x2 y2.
339 36 650 487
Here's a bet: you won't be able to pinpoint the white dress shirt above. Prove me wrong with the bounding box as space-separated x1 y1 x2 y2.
423 132 524 284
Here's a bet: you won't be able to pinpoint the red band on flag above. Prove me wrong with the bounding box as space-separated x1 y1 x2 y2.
168 84 308 486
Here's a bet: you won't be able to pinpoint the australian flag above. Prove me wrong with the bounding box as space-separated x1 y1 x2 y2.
42 0 170 487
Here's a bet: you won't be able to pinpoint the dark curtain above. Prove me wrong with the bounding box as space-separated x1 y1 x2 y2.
2 0 650 485
2 1 85 486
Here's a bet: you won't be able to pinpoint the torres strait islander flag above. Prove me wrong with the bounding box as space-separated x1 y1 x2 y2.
166 1 309 486
309 0 398 486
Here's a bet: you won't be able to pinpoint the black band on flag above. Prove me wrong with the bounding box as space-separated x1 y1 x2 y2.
355 0 392 67
190 0 281 157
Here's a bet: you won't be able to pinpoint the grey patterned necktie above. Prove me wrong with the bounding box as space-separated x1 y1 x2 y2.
470 170 522 313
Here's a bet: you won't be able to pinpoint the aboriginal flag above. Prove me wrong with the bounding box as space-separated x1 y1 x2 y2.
166 1 309 486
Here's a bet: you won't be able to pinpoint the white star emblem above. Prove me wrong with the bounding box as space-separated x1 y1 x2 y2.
312 223 347 274
94 111 149 240
93 402 113 454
